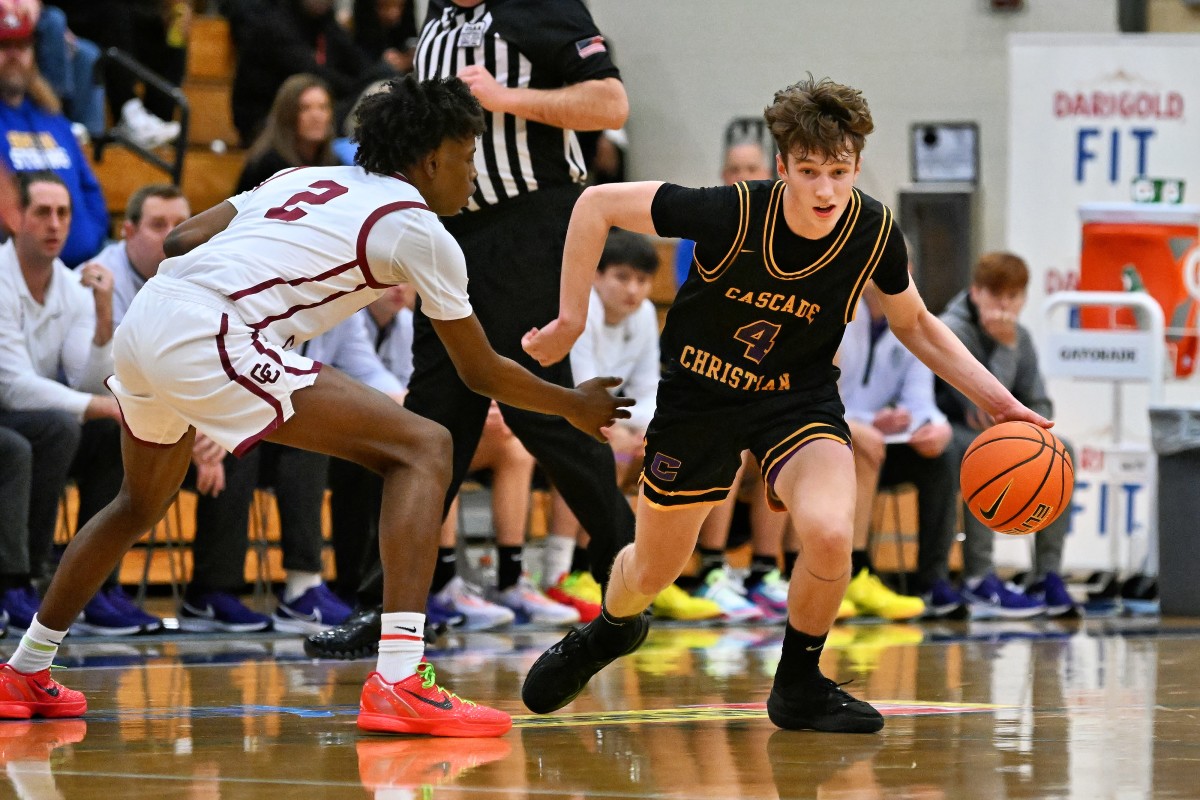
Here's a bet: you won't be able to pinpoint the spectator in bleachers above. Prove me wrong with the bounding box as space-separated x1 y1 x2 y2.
0 171 156 636
0 9 107 267
230 0 369 147
837 283 939 621
236 73 340 193
29 1 104 138
349 0 416 76
55 0 185 150
936 252 1079 619
543 230 668 623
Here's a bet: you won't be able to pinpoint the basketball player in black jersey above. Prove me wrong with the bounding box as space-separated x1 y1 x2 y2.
519 75 1053 733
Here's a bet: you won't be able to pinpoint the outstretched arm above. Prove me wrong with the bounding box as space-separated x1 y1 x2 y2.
522 181 663 366
432 313 632 441
879 281 1051 428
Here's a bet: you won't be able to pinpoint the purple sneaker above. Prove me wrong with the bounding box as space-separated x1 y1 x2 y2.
103 586 164 632
0 585 41 631
1028 572 1081 619
72 590 144 636
922 579 969 619
426 595 466 630
179 591 272 633
962 573 1045 620
273 583 353 634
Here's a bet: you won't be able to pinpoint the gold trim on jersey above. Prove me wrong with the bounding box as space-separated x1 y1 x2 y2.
761 423 851 480
642 474 737 499
843 203 895 323
694 181 750 283
764 184 861 281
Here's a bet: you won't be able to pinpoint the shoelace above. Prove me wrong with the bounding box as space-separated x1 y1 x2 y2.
415 662 476 707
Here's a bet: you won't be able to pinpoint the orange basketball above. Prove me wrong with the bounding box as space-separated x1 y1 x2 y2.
960 421 1074 536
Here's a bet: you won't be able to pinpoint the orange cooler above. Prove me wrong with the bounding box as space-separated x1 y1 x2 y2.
1078 203 1200 376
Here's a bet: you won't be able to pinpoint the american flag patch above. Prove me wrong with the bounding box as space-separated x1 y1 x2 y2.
575 35 607 58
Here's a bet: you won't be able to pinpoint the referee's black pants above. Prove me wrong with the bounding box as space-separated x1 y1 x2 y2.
353 185 636 605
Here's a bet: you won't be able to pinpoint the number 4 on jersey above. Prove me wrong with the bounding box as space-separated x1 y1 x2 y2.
734 320 781 364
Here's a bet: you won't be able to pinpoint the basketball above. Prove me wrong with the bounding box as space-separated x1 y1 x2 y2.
960 421 1074 535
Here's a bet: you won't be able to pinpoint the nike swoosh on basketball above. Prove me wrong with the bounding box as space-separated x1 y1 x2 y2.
978 482 1012 521
402 689 454 710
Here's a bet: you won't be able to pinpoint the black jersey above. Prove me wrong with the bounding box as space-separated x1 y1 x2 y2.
651 180 908 397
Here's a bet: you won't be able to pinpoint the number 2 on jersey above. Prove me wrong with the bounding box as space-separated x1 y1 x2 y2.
734 320 781 364
265 180 348 222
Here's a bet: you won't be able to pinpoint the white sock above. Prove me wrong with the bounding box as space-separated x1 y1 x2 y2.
283 571 323 603
8 615 68 674
376 612 425 683
541 534 576 589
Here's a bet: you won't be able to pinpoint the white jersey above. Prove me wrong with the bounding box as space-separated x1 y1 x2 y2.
159 166 472 348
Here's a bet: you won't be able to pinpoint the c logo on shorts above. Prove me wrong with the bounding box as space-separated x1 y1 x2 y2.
650 453 681 482
250 362 281 385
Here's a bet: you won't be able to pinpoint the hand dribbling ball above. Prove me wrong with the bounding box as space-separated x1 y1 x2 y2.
960 421 1074 535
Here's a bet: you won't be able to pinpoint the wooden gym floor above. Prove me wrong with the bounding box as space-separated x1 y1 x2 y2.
2 613 1197 799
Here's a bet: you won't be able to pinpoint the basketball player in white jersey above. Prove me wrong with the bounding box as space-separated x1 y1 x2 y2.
0 76 631 738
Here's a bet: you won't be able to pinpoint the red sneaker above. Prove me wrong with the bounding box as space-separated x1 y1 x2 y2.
357 736 511 790
545 572 602 623
0 665 87 720
357 662 511 738
0 719 87 764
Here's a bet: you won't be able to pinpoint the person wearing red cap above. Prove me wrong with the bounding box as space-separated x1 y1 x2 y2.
0 2 108 267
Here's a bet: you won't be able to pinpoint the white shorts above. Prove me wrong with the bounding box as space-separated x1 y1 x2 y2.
108 275 322 456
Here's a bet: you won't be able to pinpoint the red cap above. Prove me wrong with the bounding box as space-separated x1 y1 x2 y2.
0 9 34 42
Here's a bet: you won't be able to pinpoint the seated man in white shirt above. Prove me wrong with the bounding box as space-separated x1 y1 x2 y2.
837 283 946 621
0 170 155 635
542 229 662 620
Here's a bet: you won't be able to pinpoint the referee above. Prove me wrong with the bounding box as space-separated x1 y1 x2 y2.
309 0 634 656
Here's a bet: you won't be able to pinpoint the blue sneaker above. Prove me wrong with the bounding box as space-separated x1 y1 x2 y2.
0 585 41 631
179 591 272 633
103 586 163 632
426 595 465 630
1027 572 1081 619
273 583 353 634
962 573 1045 620
72 590 144 636
922 579 970 620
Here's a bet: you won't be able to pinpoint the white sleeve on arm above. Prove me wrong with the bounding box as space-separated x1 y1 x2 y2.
366 210 472 321
60 273 114 395
0 296 92 419
622 300 660 431
897 351 946 426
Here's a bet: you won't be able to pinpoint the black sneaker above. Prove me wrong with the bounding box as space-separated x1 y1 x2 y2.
304 606 382 659
767 676 884 733
522 612 649 714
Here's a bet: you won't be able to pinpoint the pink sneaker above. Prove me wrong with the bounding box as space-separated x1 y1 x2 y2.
0 665 87 719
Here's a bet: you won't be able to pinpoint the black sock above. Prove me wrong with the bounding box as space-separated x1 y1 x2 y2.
497 545 524 591
589 605 645 658
782 550 799 580
697 547 725 582
745 554 778 591
430 547 458 594
570 546 590 574
851 549 873 577
774 623 826 689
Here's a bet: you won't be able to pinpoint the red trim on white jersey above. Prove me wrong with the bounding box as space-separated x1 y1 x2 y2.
216 314 288 457
356 200 431 287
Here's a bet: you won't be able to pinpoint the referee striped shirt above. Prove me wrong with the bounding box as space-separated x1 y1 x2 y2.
415 0 621 211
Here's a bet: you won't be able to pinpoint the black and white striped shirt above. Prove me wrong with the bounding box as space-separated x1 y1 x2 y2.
415 0 621 211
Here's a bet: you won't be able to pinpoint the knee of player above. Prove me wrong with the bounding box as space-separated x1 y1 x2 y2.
793 519 852 566
115 489 175 532
625 557 676 597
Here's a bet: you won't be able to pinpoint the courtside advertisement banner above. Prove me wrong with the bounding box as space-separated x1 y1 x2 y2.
1003 34 1200 573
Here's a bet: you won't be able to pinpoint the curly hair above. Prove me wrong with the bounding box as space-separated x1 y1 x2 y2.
763 75 874 164
353 75 485 175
